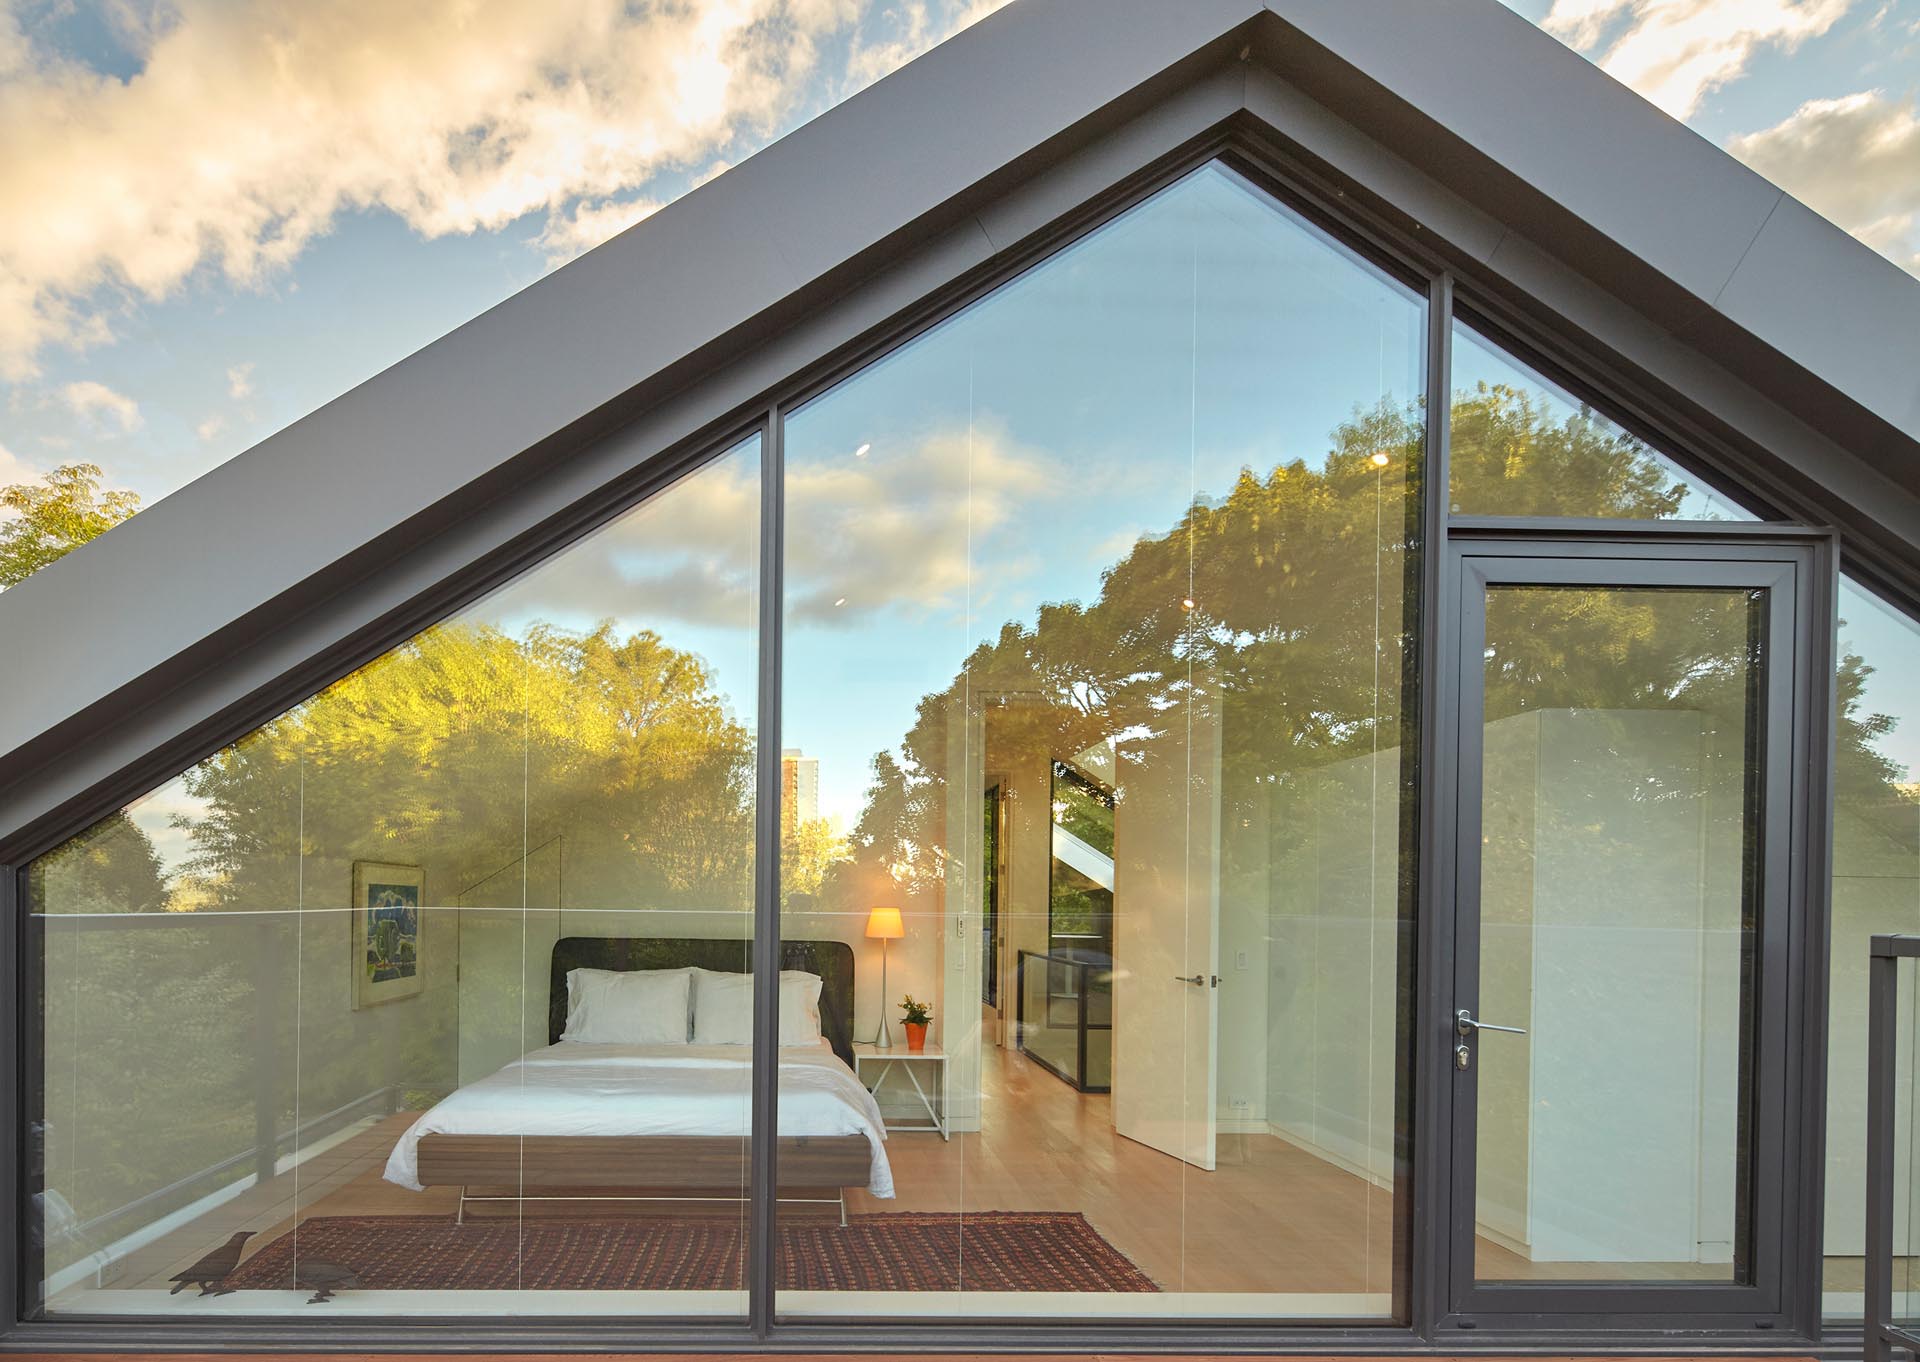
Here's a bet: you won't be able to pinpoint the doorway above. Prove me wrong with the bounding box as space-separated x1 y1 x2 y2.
1438 532 1828 1327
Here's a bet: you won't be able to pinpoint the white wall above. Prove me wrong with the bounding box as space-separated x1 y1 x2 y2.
1476 708 1740 1266
1265 744 1401 1188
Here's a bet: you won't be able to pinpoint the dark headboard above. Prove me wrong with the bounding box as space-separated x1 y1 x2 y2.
548 937 856 1067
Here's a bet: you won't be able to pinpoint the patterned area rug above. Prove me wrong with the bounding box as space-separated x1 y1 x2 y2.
226 1211 1158 1293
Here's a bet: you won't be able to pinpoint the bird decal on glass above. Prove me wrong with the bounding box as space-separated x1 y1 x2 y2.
291 1258 361 1304
168 1230 254 1296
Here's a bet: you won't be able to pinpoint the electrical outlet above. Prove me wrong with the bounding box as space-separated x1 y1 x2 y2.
1234 949 1249 971
1230 1096 1252 1112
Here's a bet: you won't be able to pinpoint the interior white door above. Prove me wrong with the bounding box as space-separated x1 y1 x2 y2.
1111 693 1222 1170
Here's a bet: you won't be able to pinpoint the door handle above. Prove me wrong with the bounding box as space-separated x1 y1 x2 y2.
1173 974 1221 987
1455 1008 1526 1037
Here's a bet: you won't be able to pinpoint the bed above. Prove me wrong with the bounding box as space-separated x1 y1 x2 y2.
383 937 891 1225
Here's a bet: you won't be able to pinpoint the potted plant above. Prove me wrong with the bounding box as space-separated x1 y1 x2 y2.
898 995 932 1051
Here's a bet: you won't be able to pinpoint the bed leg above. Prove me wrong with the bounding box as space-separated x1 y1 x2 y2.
456 1187 466 1227
839 1191 848 1229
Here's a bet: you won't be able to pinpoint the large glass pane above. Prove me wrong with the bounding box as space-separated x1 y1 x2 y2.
1449 325 1758 521
27 438 760 1317
777 161 1422 1319
1472 585 1762 1283
1824 579 1920 1318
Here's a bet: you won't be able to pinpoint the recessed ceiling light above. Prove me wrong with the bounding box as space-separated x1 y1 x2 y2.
854 443 871 458
1181 597 1196 610
1370 451 1390 467
834 597 848 607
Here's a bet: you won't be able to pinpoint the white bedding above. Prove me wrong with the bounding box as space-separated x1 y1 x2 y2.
383 1040 893 1198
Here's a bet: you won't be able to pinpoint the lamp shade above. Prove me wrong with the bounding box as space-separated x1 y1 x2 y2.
865 906 905 940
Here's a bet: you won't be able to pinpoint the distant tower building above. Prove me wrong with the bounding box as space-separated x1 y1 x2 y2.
781 749 819 845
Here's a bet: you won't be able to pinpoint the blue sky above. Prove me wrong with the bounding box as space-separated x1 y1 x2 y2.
3 0 1919 803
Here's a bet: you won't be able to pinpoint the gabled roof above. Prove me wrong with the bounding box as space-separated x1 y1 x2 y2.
4 0 1919 844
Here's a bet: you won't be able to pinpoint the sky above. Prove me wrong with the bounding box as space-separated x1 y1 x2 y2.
3 0 1920 812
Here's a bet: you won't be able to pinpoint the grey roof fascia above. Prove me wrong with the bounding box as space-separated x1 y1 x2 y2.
0 0 1266 788
1258 0 1920 469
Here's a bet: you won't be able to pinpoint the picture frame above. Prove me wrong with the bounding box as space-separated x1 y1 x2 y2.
351 861 424 1009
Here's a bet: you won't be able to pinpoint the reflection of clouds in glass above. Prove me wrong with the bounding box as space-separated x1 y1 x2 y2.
126 777 213 886
786 425 1057 625
480 447 759 637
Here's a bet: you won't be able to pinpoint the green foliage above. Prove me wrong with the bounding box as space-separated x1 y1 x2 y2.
1449 381 1686 518
0 462 141 588
898 994 932 1025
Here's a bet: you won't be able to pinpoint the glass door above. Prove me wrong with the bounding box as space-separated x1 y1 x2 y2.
1445 539 1815 1324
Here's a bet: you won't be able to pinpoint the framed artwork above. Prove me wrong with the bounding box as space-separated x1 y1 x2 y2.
351 861 424 1008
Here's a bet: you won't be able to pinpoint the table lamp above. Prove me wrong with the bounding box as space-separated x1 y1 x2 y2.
866 906 905 1049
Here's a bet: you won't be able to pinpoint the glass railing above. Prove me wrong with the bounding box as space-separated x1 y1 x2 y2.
1015 949 1111 1092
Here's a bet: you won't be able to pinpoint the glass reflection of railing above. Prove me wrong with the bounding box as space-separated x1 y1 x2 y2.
1015 949 1111 1093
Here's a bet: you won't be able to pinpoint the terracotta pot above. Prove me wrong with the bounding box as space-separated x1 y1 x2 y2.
903 1020 929 1051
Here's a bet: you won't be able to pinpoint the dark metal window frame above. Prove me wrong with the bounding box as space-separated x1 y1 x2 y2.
1864 933 1920 1362
0 89 1873 1352
1427 533 1835 1333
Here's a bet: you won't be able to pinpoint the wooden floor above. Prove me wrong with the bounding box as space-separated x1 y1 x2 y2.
51 1042 1841 1305
88 1041 1396 1300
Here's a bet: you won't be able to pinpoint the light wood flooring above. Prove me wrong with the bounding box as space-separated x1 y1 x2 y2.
52 1041 1879 1305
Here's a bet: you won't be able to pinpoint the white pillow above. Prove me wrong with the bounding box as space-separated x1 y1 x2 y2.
690 967 824 1047
562 967 692 1045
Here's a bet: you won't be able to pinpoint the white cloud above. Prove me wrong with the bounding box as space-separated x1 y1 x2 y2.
226 362 254 400
0 0 874 377
55 379 143 433
1542 0 1852 118
535 196 666 267
195 413 226 442
1730 89 1920 275
841 0 1012 96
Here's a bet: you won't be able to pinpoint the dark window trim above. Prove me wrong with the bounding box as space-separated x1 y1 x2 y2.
0 85 1888 1351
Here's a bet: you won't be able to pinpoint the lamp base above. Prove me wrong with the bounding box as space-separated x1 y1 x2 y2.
874 1018 893 1050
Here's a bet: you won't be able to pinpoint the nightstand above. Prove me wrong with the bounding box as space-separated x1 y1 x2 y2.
851 1042 949 1139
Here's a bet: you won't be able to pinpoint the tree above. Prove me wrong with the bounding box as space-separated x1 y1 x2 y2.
0 462 141 589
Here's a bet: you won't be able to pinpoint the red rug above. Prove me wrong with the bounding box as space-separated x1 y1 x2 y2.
225 1211 1159 1294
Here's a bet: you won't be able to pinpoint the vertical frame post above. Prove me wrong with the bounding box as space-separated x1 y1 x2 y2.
1865 936 1901 1362
749 406 785 1337
4 865 23 1329
1405 271 1454 1337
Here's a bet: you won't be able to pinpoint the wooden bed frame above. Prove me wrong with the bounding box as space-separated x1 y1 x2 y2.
410 937 872 1225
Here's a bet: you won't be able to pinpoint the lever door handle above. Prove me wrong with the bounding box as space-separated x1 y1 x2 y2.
1456 1008 1526 1037
1173 974 1206 986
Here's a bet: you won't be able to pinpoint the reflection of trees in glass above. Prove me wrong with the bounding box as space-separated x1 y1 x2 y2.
33 614 755 1253
1450 379 1693 519
814 380 1916 921
32 811 272 1260
823 397 1422 904
177 620 756 910
1049 762 1114 946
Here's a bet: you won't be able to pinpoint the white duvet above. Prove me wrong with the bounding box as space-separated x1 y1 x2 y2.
383 1041 893 1198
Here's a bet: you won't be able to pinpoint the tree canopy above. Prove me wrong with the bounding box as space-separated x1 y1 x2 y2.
0 462 141 589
